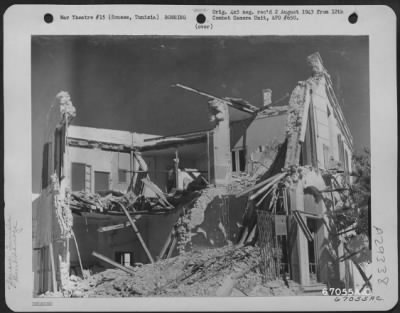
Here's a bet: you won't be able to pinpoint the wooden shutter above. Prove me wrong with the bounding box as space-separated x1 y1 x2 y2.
41 142 52 190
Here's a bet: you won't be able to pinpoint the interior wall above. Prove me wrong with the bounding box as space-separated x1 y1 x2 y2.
143 152 204 192
67 147 131 193
230 114 288 173
70 210 184 272
70 214 148 273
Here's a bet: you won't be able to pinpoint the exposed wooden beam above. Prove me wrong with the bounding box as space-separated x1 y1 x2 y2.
174 83 256 114
141 178 172 208
143 129 212 142
139 134 207 152
67 137 136 153
92 251 136 275
114 201 155 264
253 93 290 114
97 221 133 232
48 242 58 292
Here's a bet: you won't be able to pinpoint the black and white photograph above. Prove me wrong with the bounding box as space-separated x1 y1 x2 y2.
31 35 372 298
3 4 397 311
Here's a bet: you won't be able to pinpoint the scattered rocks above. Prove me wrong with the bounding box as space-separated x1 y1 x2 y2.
42 245 302 298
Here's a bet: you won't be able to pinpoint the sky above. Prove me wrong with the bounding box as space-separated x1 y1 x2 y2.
32 35 369 193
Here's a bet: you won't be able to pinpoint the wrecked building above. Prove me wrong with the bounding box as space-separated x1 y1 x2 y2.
32 52 369 297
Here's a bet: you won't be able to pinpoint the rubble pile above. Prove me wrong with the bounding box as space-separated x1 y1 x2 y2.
69 190 170 214
186 187 226 229
48 245 302 297
229 172 258 194
69 190 131 213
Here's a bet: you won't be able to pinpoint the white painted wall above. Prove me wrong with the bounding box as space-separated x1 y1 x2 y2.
67 146 130 193
309 76 353 172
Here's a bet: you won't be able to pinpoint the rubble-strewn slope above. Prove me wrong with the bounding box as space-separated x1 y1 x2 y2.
40 245 302 297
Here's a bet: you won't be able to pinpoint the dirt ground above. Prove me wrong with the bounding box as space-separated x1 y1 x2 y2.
41 245 303 298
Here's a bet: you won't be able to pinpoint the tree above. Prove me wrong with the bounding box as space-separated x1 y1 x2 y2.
326 148 371 238
349 148 371 237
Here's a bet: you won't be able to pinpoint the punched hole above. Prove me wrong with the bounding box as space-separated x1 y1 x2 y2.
44 13 54 23
196 14 206 24
348 12 358 24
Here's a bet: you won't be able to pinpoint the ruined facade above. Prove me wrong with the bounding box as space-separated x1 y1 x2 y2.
33 52 366 296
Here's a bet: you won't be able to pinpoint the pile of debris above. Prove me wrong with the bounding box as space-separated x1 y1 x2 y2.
229 172 259 195
69 174 210 216
69 186 175 216
69 190 135 213
43 245 302 297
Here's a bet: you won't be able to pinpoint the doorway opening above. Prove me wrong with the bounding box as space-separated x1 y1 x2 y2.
307 218 318 283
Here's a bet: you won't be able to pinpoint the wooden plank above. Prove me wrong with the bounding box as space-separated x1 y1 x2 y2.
338 247 366 262
166 235 177 259
319 188 349 193
115 202 155 264
293 211 313 242
97 221 133 232
235 172 282 198
174 150 180 190
255 185 275 207
238 226 249 246
225 97 260 112
249 173 286 201
92 251 136 275
158 228 174 260
359 275 372 293
67 137 134 153
174 83 255 114
139 135 208 152
143 129 212 142
245 224 257 244
134 152 148 172
71 230 85 278
126 151 148 194
295 210 323 219
141 178 172 208
254 93 290 113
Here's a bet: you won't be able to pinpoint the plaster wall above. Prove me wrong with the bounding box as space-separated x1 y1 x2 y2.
67 146 131 193
310 78 352 171
230 114 288 173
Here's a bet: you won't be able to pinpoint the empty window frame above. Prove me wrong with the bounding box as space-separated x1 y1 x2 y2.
322 144 330 169
54 125 66 180
301 102 318 168
94 171 110 192
41 142 52 190
118 169 128 183
231 148 246 172
115 251 134 267
71 162 92 192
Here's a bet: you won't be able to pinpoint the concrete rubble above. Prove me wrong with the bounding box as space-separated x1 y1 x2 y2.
41 245 303 298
